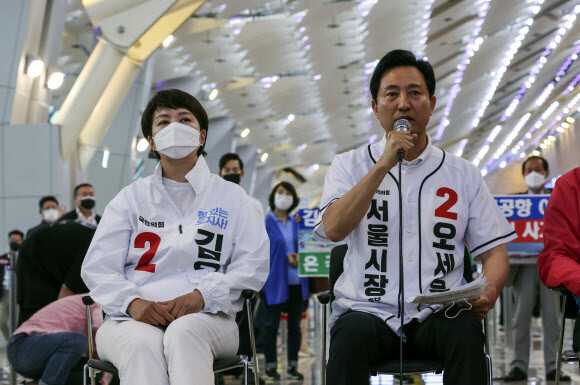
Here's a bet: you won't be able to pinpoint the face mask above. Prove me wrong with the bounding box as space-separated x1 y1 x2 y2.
524 171 546 189
9 242 20 252
80 196 96 210
223 173 241 184
42 208 60 223
274 194 293 211
153 122 201 159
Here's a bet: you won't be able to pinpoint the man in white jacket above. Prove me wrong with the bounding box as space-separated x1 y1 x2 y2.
81 89 269 385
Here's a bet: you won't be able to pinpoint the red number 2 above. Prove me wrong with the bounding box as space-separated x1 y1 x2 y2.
134 232 161 273
435 187 458 220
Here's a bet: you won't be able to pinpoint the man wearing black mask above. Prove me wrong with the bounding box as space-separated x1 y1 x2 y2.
218 153 266 385
219 153 264 217
57 183 101 227
0 230 24 340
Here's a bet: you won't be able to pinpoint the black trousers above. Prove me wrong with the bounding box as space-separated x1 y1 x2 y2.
262 285 304 367
327 310 486 385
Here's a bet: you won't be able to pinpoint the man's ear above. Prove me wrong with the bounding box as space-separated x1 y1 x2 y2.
371 99 379 120
429 95 436 115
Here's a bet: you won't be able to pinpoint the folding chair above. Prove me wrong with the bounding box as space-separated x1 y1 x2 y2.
82 290 260 385
317 244 492 385
552 286 580 385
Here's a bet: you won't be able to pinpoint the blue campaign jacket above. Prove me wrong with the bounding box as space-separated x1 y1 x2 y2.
262 212 310 306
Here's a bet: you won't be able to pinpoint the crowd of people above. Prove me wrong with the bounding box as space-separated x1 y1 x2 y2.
0 49 577 385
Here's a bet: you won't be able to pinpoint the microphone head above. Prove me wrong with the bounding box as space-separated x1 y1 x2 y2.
394 118 411 132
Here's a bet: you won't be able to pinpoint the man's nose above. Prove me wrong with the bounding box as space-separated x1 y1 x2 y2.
398 94 411 110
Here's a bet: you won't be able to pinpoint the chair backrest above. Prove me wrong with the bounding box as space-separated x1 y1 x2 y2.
329 244 348 303
328 243 473 302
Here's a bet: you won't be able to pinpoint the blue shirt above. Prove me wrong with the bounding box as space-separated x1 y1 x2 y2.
273 215 300 285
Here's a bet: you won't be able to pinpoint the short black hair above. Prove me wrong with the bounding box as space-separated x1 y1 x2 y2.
522 156 549 175
8 230 23 239
74 183 93 197
39 195 59 210
370 49 436 102
219 153 244 171
141 89 209 158
268 182 299 213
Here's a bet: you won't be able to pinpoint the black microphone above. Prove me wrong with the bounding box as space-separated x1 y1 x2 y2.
394 118 411 162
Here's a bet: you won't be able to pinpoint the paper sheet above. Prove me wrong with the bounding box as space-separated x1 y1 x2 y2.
406 275 488 305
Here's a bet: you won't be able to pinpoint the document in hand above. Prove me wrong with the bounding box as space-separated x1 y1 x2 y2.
406 275 488 305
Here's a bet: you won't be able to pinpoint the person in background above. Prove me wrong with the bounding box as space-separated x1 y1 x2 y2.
262 182 309 381
218 152 266 385
17 222 95 324
7 294 103 385
57 184 101 227
218 153 264 217
537 167 580 352
504 156 567 382
26 196 60 238
0 230 24 341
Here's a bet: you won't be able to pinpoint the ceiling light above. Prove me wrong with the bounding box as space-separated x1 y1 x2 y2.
500 161 507 168
260 153 269 162
481 169 488 176
548 135 556 141
312 164 320 171
287 114 295 122
557 126 564 132
26 59 44 78
532 150 541 156
567 117 575 123
209 88 218 100
47 71 64 90
562 122 570 128
313 74 321 81
240 128 250 138
540 143 547 149
162 35 174 48
102 148 110 168
136 138 149 152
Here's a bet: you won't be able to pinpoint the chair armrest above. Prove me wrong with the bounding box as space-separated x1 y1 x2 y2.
82 296 94 306
317 291 331 304
552 286 572 296
242 290 256 300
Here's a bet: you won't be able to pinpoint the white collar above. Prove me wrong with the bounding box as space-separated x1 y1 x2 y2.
76 207 96 220
154 156 211 195
376 133 434 166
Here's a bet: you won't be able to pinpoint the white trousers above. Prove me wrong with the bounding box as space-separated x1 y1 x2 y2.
96 312 238 385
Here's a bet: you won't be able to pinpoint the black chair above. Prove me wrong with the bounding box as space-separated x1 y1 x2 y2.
82 290 260 385
552 286 580 385
316 244 492 384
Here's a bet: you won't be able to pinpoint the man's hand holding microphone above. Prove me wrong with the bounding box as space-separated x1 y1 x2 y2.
377 119 417 171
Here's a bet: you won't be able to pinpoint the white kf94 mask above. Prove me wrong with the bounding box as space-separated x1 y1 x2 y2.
274 194 293 210
524 171 546 190
153 122 201 159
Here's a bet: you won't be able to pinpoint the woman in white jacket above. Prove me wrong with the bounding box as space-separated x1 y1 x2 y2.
81 89 270 385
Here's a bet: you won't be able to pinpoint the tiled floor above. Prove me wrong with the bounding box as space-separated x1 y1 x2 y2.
218 303 578 385
0 303 576 385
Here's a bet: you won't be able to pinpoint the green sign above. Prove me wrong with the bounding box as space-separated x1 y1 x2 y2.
298 252 330 277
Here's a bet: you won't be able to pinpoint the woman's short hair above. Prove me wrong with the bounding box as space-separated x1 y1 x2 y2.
141 89 209 158
268 182 299 213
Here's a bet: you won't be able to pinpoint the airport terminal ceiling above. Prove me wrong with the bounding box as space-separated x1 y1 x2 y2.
51 0 579 202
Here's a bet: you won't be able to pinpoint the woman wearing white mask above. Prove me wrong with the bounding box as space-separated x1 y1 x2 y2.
261 182 309 381
81 89 270 385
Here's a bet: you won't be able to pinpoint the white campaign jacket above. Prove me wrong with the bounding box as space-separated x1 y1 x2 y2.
314 135 516 333
81 157 270 319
